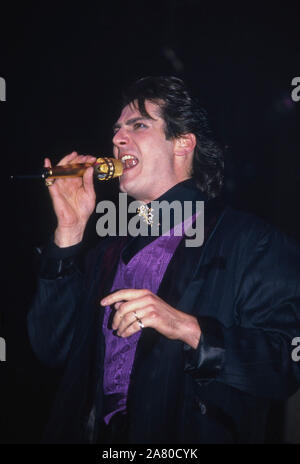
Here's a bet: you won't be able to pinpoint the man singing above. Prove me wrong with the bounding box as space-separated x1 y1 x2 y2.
28 76 300 443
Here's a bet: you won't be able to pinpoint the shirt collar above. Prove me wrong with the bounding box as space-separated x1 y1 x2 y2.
148 178 207 206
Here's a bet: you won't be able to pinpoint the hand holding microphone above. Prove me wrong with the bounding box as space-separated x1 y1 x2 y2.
11 151 123 247
44 152 99 248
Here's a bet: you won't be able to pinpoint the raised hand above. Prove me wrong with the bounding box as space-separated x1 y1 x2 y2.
44 151 97 247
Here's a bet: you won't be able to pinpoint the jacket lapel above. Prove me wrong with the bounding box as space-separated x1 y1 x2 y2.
134 197 226 360
158 196 226 309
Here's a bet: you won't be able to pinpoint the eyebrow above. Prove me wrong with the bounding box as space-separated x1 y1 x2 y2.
113 116 155 131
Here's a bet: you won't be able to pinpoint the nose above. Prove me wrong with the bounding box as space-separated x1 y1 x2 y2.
112 127 130 148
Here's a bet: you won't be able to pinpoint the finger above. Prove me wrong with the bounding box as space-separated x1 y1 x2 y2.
85 155 97 163
101 289 150 306
57 151 79 166
117 318 145 338
82 166 96 196
43 157 65 195
115 307 148 334
112 299 148 330
64 155 95 169
44 158 60 192
117 309 158 337
44 157 52 168
113 308 137 333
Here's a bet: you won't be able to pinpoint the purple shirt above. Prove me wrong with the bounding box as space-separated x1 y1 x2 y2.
102 215 196 423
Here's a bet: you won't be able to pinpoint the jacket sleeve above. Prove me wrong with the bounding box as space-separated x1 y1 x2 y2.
27 241 85 368
184 225 300 400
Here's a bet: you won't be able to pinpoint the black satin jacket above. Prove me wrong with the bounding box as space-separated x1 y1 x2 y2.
27 180 300 443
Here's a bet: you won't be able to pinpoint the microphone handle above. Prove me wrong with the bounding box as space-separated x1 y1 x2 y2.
44 157 123 181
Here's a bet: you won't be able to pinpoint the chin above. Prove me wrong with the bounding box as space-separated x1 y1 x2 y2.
119 181 136 197
119 183 144 201
119 172 139 193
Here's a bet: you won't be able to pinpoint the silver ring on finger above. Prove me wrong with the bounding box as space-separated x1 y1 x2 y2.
137 319 144 330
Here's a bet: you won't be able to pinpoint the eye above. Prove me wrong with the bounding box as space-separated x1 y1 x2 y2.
133 122 147 130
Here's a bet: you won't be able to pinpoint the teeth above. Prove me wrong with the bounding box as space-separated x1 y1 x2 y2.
120 155 136 163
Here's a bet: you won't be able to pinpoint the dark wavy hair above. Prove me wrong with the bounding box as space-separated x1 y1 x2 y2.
121 76 224 199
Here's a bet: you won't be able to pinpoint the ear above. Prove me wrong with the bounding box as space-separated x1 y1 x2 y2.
173 133 196 156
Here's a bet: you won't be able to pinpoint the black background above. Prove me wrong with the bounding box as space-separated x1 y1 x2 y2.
0 1 299 443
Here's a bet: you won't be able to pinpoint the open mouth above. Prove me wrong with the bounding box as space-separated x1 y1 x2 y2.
120 154 139 171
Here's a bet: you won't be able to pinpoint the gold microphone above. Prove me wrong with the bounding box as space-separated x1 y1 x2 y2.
11 157 123 182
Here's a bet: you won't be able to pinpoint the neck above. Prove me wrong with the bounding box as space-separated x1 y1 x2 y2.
138 175 192 204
